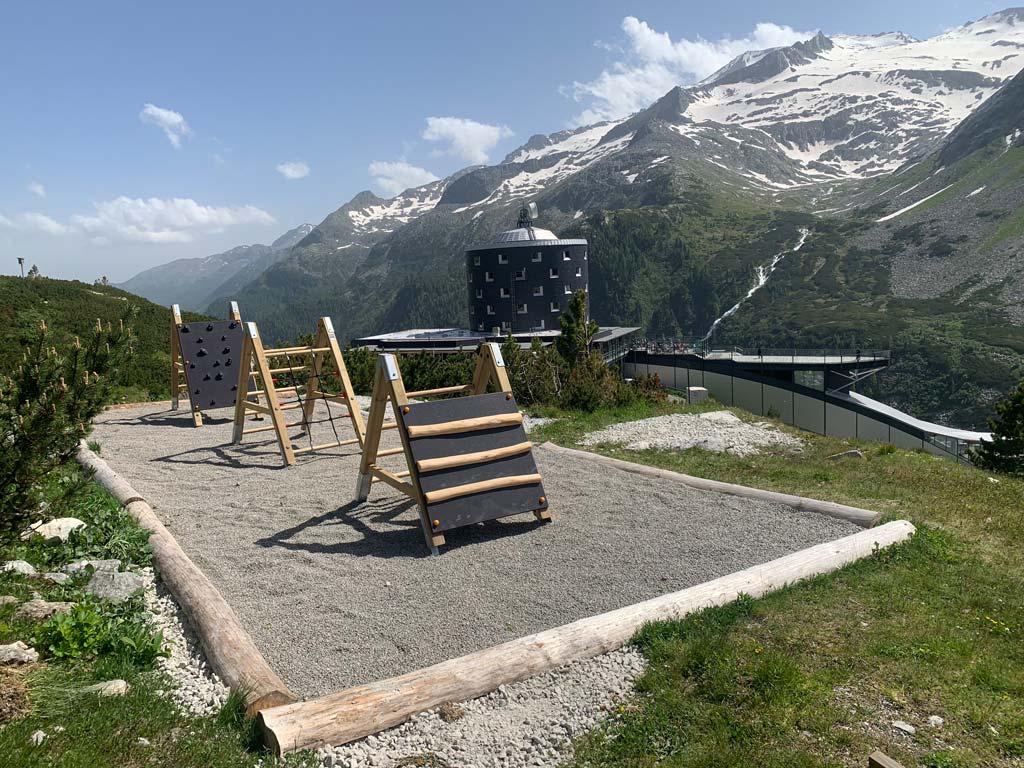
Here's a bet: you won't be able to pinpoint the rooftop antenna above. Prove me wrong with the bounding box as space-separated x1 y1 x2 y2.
516 201 539 230
17 257 24 278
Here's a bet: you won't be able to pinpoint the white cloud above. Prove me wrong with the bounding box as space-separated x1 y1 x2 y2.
422 117 514 165
568 17 816 124
139 103 191 148
276 160 310 179
28 181 46 198
0 212 68 235
70 197 274 243
368 161 439 198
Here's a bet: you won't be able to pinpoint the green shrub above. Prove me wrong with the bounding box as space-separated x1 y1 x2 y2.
36 595 165 667
0 316 132 546
502 336 568 407
971 379 1024 475
561 352 620 412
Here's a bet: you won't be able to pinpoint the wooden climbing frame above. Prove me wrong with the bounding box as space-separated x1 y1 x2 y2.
231 317 365 466
171 301 244 427
355 342 550 555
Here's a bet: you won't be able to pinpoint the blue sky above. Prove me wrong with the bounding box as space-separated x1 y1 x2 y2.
0 0 1003 282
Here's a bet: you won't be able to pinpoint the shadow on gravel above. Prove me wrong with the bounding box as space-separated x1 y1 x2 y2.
102 409 235 429
256 497 546 559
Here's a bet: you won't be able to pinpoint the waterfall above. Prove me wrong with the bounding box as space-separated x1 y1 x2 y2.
699 228 810 344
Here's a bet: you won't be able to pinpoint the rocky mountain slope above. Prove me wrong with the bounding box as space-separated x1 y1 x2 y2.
118 223 313 311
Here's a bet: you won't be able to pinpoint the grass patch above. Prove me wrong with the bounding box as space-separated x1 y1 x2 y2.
535 403 1024 767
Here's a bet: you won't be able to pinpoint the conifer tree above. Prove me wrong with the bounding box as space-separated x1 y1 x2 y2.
971 380 1024 475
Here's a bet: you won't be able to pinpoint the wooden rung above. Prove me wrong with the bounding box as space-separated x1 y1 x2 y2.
405 384 472 398
244 401 273 415
292 438 360 455
242 424 279 435
374 446 405 458
416 441 533 473
248 386 300 397
310 391 348 404
406 412 522 439
263 345 332 356
267 366 308 375
424 473 542 504
382 422 398 430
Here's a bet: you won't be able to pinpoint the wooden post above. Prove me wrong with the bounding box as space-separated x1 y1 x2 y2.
234 322 296 465
868 752 905 768
170 304 183 411
257 521 916 754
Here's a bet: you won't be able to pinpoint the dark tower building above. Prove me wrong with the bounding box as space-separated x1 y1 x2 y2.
466 204 589 334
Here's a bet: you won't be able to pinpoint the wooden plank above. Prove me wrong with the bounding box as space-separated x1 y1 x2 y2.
263 345 332 355
406 412 522 439
374 446 406 458
423 473 542 504
77 444 296 716
416 441 533 473
257 521 916 754
405 384 472 398
369 466 416 495
868 752 905 768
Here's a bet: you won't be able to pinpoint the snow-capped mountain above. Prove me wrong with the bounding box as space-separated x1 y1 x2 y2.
307 9 1024 246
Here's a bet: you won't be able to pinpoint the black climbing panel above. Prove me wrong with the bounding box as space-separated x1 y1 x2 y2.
402 392 547 532
176 320 244 412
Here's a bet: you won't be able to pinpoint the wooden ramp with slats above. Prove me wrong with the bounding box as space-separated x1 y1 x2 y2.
355 342 550 555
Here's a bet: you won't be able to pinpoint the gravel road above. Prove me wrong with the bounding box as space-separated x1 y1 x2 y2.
90 403 856 699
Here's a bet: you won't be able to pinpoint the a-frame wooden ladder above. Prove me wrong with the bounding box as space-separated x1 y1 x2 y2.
232 317 365 466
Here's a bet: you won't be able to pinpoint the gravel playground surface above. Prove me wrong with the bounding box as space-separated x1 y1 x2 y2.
90 403 856 700
582 409 805 456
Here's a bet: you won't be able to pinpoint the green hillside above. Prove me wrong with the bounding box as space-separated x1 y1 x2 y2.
0 276 208 402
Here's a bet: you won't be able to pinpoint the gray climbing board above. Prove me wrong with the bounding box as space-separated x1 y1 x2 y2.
177 320 244 412
402 391 548 533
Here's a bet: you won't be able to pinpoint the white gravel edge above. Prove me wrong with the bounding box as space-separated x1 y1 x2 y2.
141 567 230 716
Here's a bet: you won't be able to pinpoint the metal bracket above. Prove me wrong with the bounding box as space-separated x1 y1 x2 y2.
382 354 400 381
490 343 505 367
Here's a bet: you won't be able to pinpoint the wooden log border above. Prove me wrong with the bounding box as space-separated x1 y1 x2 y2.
539 442 881 527
259 520 915 754
75 441 296 716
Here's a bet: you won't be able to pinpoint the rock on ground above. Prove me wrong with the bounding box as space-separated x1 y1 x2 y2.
21 517 86 543
15 598 75 621
0 642 39 666
2 561 37 577
63 559 120 574
582 410 804 456
83 679 130 696
85 569 146 602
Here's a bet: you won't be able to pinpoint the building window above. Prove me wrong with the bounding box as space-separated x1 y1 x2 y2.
538 320 545 330
575 267 582 277
486 305 495 315
499 287 510 298
516 303 528 314
477 322 485 331
563 250 571 261
470 305 475 315
473 255 481 266
550 301 559 313
584 250 588 260
514 268 526 281
564 284 572 295
498 253 508 264
475 288 483 299
532 251 542 262
501 320 512 331
485 271 494 283
532 285 543 297
549 267 559 279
